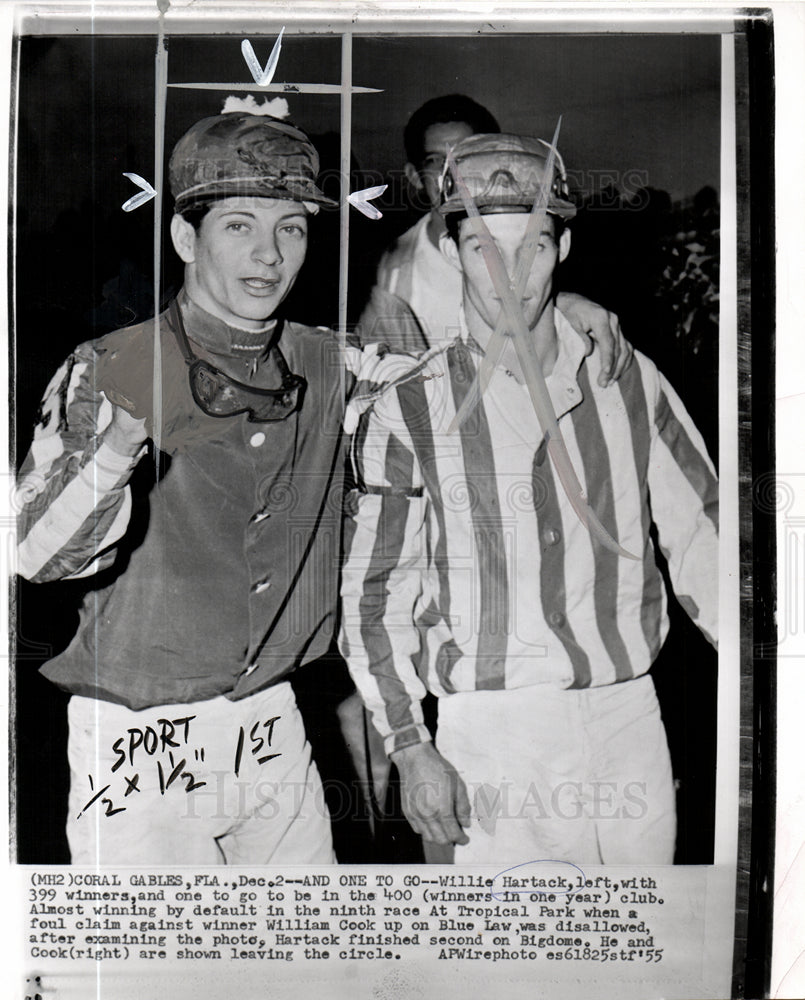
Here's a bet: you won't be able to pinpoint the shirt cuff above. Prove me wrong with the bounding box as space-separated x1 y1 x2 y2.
385 723 432 757
79 440 144 492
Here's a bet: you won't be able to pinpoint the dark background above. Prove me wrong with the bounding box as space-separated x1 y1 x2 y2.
13 32 720 864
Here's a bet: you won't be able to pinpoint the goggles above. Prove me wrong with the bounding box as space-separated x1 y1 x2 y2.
170 300 306 422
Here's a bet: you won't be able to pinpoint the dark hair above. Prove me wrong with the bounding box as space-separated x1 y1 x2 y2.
177 205 211 231
445 210 566 245
403 95 500 167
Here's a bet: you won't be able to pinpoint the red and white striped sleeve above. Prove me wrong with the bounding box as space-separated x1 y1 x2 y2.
339 380 433 755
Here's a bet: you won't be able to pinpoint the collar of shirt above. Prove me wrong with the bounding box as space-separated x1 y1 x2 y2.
176 288 283 385
178 288 277 357
456 305 586 420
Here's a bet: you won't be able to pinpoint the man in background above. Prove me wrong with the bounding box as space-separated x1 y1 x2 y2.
358 93 628 386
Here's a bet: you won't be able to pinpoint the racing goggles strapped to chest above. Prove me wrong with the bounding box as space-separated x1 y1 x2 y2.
170 300 306 422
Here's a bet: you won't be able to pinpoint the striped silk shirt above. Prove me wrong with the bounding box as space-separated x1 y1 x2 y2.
340 310 719 755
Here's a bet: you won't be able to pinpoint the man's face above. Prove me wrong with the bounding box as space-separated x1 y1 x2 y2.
456 211 569 333
415 121 475 209
172 197 309 329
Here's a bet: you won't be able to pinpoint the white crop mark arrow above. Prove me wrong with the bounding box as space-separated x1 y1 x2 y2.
121 172 157 212
347 184 388 220
242 30 284 87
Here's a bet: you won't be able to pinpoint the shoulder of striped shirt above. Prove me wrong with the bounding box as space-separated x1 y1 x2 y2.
586 344 663 401
630 346 660 372
630 347 666 401
553 311 662 405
